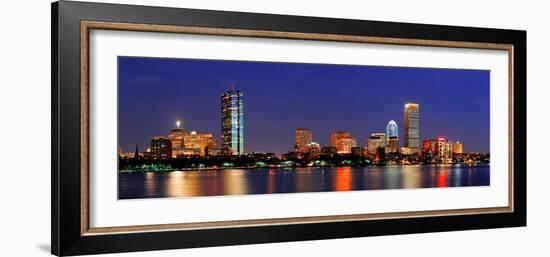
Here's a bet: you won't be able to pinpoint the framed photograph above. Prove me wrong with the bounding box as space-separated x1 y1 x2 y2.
52 1 526 255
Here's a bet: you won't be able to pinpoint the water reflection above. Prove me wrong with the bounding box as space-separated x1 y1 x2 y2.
118 165 490 199
401 166 421 189
334 167 352 191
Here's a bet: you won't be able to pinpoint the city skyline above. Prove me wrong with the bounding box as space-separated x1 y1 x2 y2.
118 56 490 154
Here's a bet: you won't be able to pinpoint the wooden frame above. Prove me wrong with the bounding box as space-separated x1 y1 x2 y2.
53 1 526 256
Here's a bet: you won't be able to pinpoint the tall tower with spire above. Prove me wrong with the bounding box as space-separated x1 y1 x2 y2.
133 144 139 159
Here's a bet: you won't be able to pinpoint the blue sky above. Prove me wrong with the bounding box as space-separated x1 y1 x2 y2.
118 56 490 154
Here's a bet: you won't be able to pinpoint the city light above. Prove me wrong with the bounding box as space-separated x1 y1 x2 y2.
119 95 488 171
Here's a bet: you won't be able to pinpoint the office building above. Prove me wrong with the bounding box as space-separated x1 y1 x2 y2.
150 136 172 160
221 89 244 155
386 136 399 153
168 120 187 157
453 141 463 154
386 120 398 138
183 131 217 156
423 138 453 163
367 133 386 155
295 128 313 153
330 131 357 154
404 103 420 152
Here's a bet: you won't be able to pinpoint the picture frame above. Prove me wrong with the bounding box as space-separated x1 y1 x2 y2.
51 1 526 256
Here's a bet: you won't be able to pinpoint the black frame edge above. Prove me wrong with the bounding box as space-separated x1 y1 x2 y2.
513 30 527 227
51 1 60 256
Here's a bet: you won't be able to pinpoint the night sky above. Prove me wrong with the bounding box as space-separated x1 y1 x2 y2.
118 56 490 154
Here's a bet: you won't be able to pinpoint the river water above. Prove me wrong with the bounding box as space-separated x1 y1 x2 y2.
118 165 490 199
118 165 489 199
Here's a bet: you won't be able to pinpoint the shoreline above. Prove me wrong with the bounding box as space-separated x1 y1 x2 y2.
118 163 490 174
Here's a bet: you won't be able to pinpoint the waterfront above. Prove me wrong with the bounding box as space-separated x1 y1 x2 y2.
118 164 489 199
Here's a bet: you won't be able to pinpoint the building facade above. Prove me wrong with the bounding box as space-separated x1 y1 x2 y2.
453 141 463 154
307 142 321 157
404 103 420 152
168 124 187 158
386 136 399 153
295 128 313 153
221 90 244 155
330 131 357 154
422 138 453 163
168 128 187 149
150 136 172 160
385 120 399 153
367 133 386 155
183 131 217 156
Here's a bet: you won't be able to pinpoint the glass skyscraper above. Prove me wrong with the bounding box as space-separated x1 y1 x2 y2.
386 120 398 139
385 120 399 153
221 90 244 155
404 103 420 150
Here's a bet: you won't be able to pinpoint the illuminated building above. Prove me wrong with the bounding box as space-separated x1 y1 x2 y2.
367 133 386 155
423 138 453 163
385 120 399 153
453 141 463 154
150 136 172 160
386 120 398 139
404 103 420 152
142 147 152 159
221 89 243 155
172 148 199 157
183 131 217 156
400 147 416 155
386 136 399 153
168 120 188 157
374 146 386 163
307 142 321 156
295 128 313 153
422 139 431 152
117 147 124 158
330 131 357 154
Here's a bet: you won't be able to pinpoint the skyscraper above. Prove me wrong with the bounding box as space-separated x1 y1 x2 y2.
386 120 398 140
385 120 399 153
221 89 244 155
295 128 313 153
330 131 357 154
404 103 420 151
